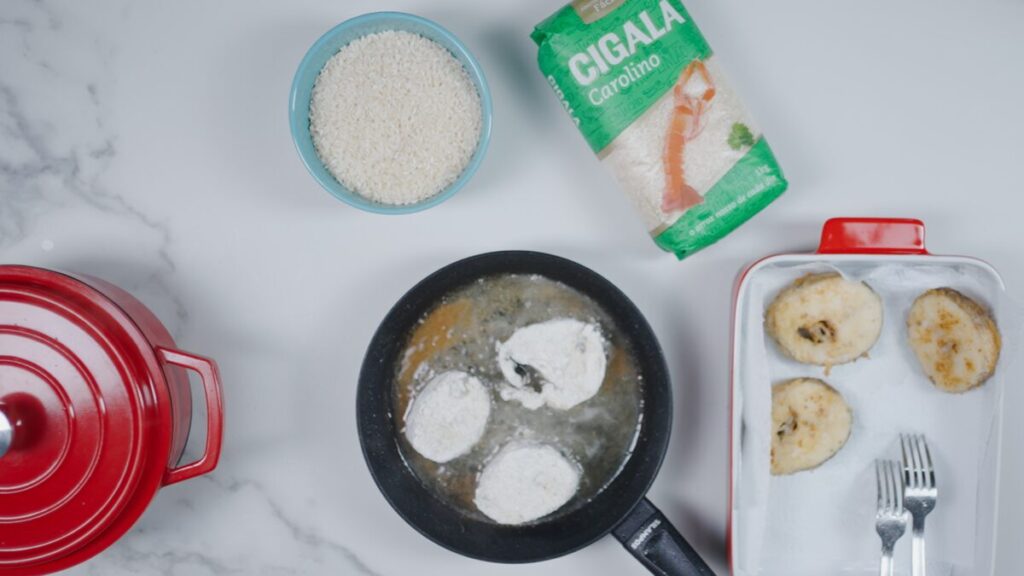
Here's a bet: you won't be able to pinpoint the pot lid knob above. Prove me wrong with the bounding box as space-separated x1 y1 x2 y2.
0 409 11 459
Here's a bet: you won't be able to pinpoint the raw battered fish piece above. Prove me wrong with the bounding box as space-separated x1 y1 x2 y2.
766 273 883 367
404 371 491 463
771 378 853 476
474 442 580 525
496 319 607 410
907 288 1000 393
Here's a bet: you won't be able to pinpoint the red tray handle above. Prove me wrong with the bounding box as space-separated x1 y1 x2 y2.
817 217 928 255
157 348 224 486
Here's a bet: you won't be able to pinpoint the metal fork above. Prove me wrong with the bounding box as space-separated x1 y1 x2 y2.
875 459 908 576
901 434 938 576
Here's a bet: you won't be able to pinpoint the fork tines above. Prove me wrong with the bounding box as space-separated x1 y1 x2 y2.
900 433 936 490
875 459 904 514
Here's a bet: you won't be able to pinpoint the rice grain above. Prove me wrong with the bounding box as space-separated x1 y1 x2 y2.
310 30 482 205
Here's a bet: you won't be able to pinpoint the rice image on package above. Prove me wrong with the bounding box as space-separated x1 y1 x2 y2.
533 0 788 258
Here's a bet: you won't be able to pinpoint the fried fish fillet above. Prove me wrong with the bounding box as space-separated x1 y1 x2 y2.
766 273 883 368
907 288 1000 393
771 378 853 475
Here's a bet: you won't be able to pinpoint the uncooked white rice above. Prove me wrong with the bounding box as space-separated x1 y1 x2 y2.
309 30 482 205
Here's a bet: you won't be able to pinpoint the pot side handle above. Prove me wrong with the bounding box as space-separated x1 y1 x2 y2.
612 498 716 576
157 348 225 486
817 217 928 255
0 408 11 460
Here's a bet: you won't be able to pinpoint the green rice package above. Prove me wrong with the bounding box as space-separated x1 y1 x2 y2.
533 0 788 259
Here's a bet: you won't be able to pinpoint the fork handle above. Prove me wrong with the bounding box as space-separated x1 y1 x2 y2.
912 517 927 576
880 544 895 576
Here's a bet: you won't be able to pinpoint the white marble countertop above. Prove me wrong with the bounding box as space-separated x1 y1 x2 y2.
2 0 1023 574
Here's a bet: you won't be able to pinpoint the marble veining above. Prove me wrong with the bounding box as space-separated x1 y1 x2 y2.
0 0 186 333
3 1 1024 575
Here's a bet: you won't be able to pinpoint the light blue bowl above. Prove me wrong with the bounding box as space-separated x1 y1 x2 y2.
289 12 492 214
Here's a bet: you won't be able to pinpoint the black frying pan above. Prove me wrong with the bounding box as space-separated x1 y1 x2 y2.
357 251 714 575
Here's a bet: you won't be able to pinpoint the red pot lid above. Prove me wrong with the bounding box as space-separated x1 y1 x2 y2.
0 267 170 570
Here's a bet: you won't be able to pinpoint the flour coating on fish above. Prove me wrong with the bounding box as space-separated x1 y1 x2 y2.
404 371 491 463
474 442 581 525
496 318 607 410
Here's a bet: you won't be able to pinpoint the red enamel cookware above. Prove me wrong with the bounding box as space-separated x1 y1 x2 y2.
727 218 1007 574
0 265 224 575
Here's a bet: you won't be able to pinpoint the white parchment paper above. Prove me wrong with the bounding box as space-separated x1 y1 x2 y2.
731 257 1021 576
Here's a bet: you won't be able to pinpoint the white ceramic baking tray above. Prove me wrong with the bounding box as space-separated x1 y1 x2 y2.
728 218 1012 576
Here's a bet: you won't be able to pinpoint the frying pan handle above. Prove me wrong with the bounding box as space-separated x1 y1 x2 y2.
157 348 225 486
817 217 928 255
612 498 716 576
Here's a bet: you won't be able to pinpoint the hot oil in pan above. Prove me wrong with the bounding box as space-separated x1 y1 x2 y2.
392 274 644 523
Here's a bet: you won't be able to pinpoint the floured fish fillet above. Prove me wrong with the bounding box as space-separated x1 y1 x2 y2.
404 371 491 463
771 378 853 475
907 288 1000 393
474 442 580 525
496 318 607 410
766 273 883 367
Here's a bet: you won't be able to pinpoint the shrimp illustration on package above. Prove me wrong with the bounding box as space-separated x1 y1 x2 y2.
533 0 788 258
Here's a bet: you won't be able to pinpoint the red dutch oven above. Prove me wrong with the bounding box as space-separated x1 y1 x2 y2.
0 265 224 575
